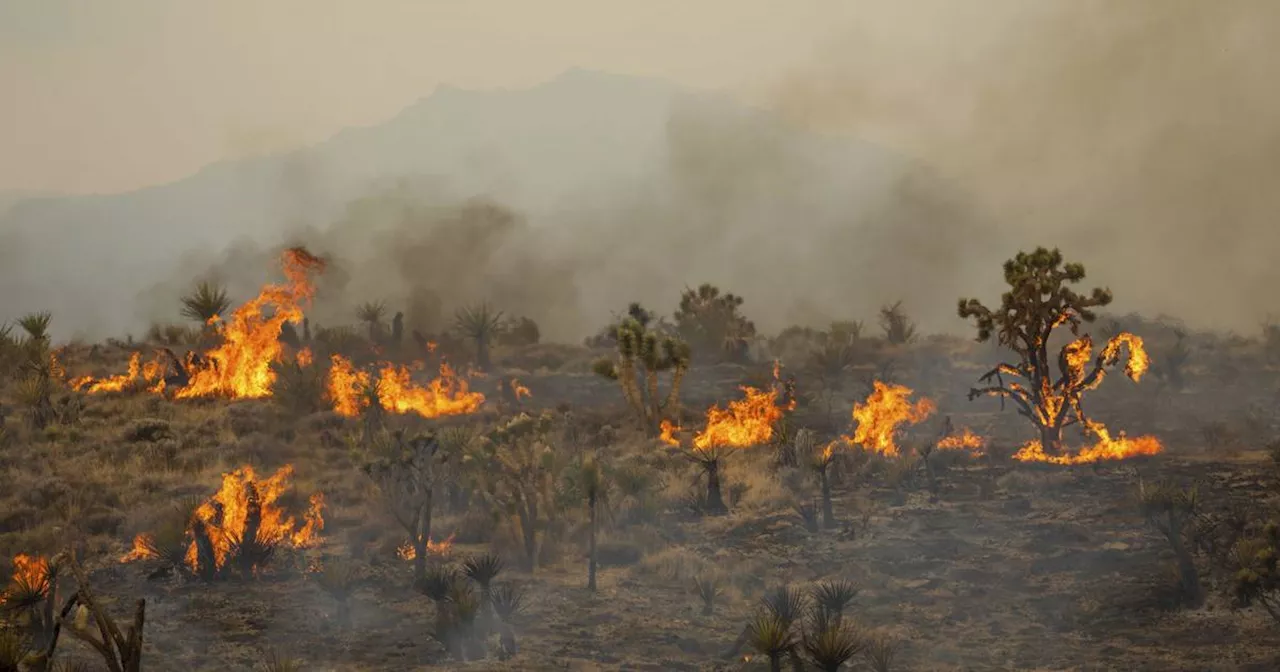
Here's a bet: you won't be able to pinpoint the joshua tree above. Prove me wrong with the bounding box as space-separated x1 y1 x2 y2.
579 453 605 591
592 318 691 436
958 247 1146 455
356 301 388 342
1140 480 1202 607
360 430 446 586
454 302 504 370
180 281 232 325
471 413 567 572
54 553 147 672
878 300 917 344
674 283 756 361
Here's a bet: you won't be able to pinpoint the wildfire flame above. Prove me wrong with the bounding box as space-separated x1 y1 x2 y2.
511 378 532 401
176 248 326 399
397 533 457 560
661 385 788 453
328 355 486 419
1013 419 1163 465
71 352 167 394
938 427 988 455
121 465 324 572
848 381 936 456
1 554 51 604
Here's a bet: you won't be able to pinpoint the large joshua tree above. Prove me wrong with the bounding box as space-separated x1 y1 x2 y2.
958 247 1146 455
592 317 691 436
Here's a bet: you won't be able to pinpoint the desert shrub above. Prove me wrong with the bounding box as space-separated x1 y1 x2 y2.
1139 480 1202 607
271 357 328 415
1154 329 1192 391
674 283 756 362
145 323 200 346
313 559 358 627
693 573 724 616
360 430 448 587
499 316 540 347
878 301 917 345
121 418 172 443
470 413 571 572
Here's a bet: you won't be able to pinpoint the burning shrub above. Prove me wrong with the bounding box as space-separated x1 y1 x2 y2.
592 318 690 437
958 247 1162 463
0 554 59 654
674 283 756 362
327 355 485 422
122 465 324 581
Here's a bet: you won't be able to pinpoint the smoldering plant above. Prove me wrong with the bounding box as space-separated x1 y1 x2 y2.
592 317 691 437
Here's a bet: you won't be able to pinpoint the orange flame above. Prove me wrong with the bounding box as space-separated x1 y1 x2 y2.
680 386 788 453
511 378 532 401
72 352 168 394
327 355 485 419
397 533 457 560
1013 419 1163 465
121 464 324 572
296 347 314 367
1 554 51 604
175 248 326 399
848 381 936 456
938 427 988 455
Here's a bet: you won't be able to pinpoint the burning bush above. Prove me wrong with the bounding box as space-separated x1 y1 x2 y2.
122 465 324 581
958 247 1162 463
327 355 485 420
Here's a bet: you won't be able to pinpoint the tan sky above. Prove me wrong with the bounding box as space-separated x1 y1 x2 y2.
0 0 850 194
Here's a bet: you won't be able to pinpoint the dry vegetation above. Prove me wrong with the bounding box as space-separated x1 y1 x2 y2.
3 246 1280 671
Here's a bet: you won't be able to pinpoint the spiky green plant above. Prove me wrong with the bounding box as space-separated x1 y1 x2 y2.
1139 479 1202 607
592 318 690 436
180 282 231 325
453 302 504 371
811 580 859 622
761 585 808 628
862 631 900 672
17 312 51 342
878 300 917 345
802 620 865 672
462 552 504 627
489 584 525 657
746 612 796 672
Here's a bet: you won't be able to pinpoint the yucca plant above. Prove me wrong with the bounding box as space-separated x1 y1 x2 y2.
746 612 796 672
802 619 865 672
811 580 859 623
462 553 503 630
489 584 525 657
13 374 55 430
862 631 900 672
315 559 358 627
180 282 231 325
761 585 808 628
416 564 461 604
692 573 723 616
17 312 51 343
453 302 504 371
356 301 388 342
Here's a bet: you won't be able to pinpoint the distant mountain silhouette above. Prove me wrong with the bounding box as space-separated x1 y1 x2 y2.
0 69 987 340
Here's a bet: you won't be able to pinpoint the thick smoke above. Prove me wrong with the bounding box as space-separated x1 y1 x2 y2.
764 0 1280 331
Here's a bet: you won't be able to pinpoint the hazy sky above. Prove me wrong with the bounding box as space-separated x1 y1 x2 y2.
0 0 852 194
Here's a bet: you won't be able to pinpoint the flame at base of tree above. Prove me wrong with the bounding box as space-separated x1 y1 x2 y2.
1013 419 1163 465
848 381 936 456
121 464 324 575
397 533 456 560
328 355 486 419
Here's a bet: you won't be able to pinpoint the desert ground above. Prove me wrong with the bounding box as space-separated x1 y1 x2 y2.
4 253 1280 672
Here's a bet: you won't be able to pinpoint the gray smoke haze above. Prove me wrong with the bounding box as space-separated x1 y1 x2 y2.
7 1 1280 342
765 0 1280 332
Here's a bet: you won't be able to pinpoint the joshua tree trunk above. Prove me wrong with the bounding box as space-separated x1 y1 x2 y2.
412 499 432 586
517 496 539 572
819 468 834 530
1039 423 1065 454
588 490 598 591
704 460 728 515
768 653 783 672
